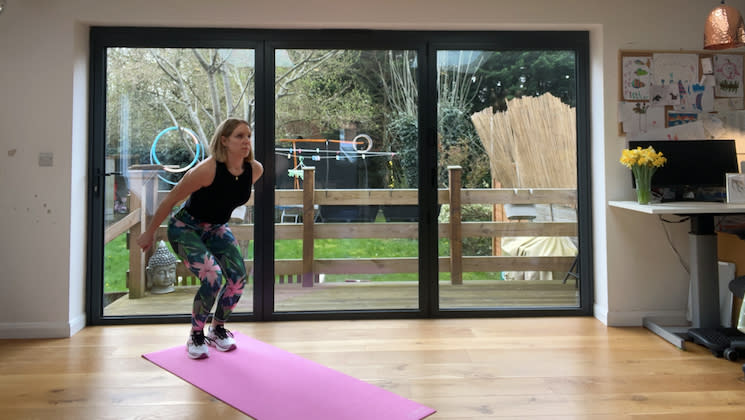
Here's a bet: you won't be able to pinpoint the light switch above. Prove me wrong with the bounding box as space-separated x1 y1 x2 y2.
39 152 53 167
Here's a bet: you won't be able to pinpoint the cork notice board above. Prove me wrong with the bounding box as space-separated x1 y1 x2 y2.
618 50 745 139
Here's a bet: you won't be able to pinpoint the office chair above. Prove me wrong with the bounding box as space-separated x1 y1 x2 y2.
687 276 745 362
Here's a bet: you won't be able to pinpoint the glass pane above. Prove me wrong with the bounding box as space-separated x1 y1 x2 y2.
436 50 580 309
273 49 419 312
102 48 256 317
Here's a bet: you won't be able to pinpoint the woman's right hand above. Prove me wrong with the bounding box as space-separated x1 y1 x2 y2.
137 231 155 252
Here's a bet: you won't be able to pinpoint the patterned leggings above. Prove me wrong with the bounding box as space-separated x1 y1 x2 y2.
168 208 247 332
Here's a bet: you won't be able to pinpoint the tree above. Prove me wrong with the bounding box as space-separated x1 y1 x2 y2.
275 50 377 139
382 50 488 188
475 51 577 111
437 51 488 188
274 50 391 189
149 48 256 151
380 50 419 188
106 47 342 185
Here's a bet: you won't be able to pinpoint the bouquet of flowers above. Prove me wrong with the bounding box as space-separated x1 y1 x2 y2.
619 146 667 204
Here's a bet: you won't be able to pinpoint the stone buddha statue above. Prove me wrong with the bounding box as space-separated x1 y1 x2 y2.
146 240 179 294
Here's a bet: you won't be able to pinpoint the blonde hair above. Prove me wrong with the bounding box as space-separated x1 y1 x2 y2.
209 118 253 163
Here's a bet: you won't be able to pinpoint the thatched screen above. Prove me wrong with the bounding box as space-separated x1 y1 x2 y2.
471 93 576 189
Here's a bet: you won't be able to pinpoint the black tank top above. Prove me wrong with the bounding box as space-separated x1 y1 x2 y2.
183 160 253 224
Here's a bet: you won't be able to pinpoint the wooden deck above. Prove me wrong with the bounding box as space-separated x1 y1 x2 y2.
118 169 579 299
104 279 579 316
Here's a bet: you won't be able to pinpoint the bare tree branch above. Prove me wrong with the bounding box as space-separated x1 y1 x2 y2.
160 101 198 159
193 49 222 126
276 50 340 100
147 48 339 155
227 66 255 121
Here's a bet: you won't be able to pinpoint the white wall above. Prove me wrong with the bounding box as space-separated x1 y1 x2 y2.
0 0 738 337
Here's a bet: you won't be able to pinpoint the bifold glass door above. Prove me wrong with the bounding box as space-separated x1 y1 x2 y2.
89 29 590 323
100 47 257 317
435 49 581 310
272 49 420 312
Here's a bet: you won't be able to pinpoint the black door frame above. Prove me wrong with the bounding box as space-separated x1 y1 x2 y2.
87 27 592 325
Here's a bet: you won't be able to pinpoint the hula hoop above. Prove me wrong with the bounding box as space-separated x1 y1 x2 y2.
150 126 203 185
352 134 373 153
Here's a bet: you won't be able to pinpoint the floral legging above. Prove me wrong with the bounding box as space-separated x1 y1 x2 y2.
168 208 247 332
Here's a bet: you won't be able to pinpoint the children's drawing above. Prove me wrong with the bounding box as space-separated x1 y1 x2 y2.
714 54 744 98
667 111 699 127
629 120 706 141
620 101 663 135
652 53 699 110
645 107 665 132
714 97 745 112
622 56 651 100
650 84 680 106
702 57 714 75
691 82 711 112
620 102 643 135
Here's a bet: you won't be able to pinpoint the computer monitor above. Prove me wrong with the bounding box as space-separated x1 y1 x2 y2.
627 139 739 202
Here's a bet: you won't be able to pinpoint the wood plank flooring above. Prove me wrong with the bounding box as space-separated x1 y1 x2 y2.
1 317 745 419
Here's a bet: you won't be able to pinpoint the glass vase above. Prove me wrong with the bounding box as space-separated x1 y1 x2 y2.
635 175 651 205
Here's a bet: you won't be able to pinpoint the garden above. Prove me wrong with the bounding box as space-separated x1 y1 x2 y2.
103 46 578 298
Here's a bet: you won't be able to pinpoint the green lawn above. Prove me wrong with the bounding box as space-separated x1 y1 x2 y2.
104 234 130 293
104 232 500 293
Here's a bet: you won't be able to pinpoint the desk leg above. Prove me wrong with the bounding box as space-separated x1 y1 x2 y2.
642 214 721 350
642 317 689 349
688 215 721 329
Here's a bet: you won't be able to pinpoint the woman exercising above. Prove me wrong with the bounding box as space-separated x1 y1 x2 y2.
138 118 263 359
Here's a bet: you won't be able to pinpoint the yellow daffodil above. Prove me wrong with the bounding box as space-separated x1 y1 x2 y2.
619 146 667 204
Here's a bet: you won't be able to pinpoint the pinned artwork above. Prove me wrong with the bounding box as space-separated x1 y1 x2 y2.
622 56 651 101
619 102 647 134
652 53 699 111
620 102 665 135
702 57 714 75
649 84 680 106
715 97 745 112
667 111 699 127
629 120 706 141
714 54 744 98
692 75 716 113
619 50 745 137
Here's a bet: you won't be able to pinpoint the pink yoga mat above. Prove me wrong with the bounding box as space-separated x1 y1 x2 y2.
143 332 435 420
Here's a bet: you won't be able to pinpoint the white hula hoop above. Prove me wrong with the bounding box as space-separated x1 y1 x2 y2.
353 134 373 153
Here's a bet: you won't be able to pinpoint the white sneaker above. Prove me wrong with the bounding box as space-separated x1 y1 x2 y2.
207 325 237 352
186 330 209 359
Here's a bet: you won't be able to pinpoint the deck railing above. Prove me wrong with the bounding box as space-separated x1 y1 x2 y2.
107 166 578 298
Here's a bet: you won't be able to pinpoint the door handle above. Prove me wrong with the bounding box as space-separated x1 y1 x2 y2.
93 170 122 195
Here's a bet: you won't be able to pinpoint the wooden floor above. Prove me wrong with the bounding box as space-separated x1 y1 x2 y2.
2 317 745 419
104 280 580 316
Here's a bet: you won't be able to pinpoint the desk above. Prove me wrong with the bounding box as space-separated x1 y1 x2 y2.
609 200 745 349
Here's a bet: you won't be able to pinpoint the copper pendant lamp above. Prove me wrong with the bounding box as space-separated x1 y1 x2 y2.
704 1 745 50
